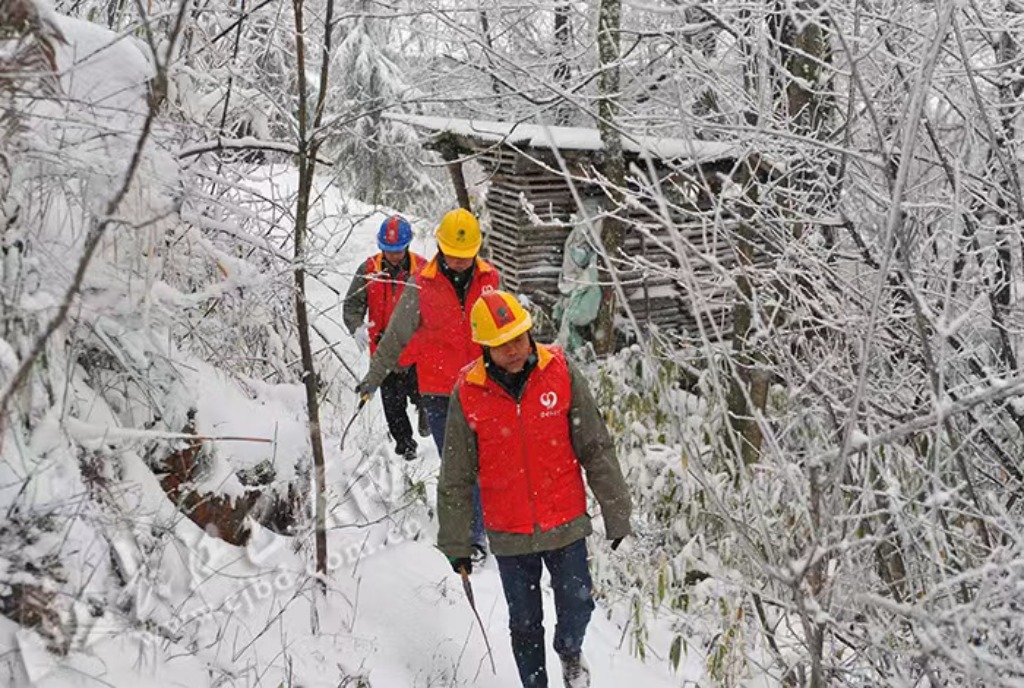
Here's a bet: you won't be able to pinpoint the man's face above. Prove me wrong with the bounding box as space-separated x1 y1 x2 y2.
443 253 474 272
489 332 531 373
383 250 405 266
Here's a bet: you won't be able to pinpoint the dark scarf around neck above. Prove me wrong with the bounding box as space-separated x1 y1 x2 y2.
380 251 410 278
438 253 476 304
483 339 538 401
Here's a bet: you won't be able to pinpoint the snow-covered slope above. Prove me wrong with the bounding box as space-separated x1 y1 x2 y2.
0 162 692 686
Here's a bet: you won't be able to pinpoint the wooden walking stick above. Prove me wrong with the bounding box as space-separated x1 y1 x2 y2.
460 567 497 674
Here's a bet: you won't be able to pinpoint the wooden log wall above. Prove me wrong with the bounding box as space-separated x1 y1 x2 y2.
471 144 765 342
476 147 575 298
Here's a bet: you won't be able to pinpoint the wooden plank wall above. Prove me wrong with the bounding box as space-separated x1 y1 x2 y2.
473 144 762 341
476 147 574 299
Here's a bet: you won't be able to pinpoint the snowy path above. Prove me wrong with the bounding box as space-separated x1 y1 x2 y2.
349 542 678 687
302 182 678 686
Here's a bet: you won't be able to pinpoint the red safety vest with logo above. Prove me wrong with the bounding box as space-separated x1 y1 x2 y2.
404 256 500 395
457 345 587 534
364 251 425 356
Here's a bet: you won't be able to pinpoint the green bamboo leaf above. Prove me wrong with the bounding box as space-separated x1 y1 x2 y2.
669 634 682 672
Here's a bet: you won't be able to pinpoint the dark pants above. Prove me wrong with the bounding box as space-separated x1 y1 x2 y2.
496 539 595 688
380 366 421 451
421 394 485 547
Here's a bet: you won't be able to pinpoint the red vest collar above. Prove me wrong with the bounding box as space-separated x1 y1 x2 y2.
464 344 555 387
420 255 494 280
371 252 419 273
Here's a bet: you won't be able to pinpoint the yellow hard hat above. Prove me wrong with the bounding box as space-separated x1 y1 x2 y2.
471 290 533 347
435 208 482 258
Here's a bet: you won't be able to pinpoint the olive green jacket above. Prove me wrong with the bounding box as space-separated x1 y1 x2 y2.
341 260 372 335
437 356 633 558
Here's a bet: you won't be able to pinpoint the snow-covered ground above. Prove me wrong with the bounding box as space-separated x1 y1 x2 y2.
0 165 690 687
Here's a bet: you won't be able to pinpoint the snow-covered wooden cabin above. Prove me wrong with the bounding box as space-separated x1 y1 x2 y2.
390 113 759 339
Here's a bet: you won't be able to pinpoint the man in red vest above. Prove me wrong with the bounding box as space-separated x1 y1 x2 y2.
343 215 427 460
437 290 633 688
356 208 500 559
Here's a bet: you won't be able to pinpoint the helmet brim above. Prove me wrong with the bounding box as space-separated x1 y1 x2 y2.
436 234 481 258
474 313 533 347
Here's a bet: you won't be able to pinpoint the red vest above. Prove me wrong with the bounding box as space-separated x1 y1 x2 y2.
457 345 587 534
364 252 424 355
406 256 500 395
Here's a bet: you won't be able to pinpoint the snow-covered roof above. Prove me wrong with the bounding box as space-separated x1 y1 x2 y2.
387 113 736 162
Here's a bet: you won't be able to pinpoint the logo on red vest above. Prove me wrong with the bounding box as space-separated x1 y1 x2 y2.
540 391 558 410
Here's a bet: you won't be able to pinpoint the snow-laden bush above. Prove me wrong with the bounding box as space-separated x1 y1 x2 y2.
0 12 318 681
1 3 172 662
585 344 760 678
589 322 1024 686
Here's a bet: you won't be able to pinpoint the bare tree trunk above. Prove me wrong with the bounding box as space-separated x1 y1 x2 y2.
291 0 335 591
447 161 471 211
739 4 762 126
216 0 246 138
989 5 1024 372
593 0 625 356
726 219 767 466
478 9 503 98
803 465 826 688
727 3 834 464
671 2 719 121
782 7 834 679
553 2 573 125
780 1 833 138
436 134 472 210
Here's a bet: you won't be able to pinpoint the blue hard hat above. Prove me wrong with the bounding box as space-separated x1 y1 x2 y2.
377 215 413 251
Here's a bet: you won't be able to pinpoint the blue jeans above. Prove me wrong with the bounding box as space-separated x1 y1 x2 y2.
496 539 595 688
422 394 485 548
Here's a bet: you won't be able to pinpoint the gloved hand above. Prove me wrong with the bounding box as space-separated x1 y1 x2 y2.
448 556 472 575
355 380 377 401
353 325 370 353
610 537 624 551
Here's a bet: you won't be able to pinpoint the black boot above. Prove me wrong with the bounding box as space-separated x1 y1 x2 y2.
559 654 591 688
417 405 430 438
396 438 418 461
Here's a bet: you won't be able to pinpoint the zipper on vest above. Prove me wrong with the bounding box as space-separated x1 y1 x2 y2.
516 403 540 528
